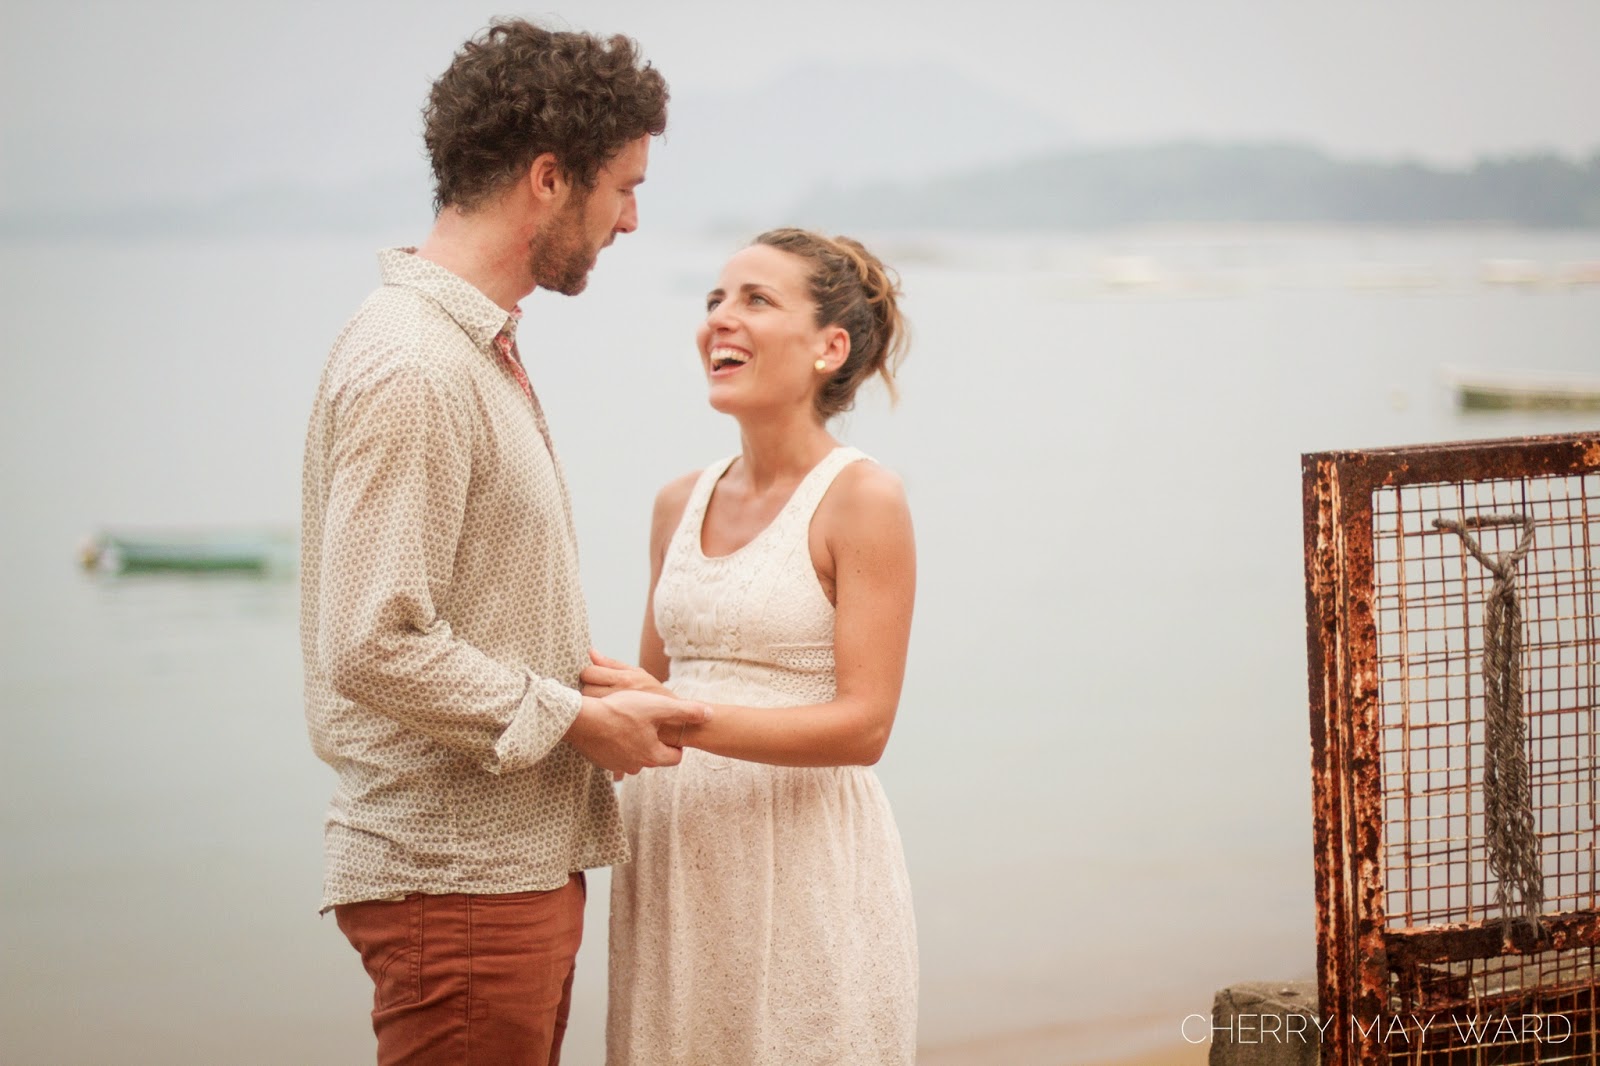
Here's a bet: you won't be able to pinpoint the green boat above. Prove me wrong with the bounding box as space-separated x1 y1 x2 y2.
80 529 298 575
1449 367 1600 412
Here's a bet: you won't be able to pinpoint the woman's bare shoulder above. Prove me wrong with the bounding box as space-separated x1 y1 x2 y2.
820 458 912 533
836 458 908 507
650 469 703 542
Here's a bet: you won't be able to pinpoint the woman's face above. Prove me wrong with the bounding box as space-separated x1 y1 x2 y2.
696 244 843 418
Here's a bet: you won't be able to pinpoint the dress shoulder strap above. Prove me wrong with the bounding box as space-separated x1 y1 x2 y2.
779 446 871 530
664 454 738 557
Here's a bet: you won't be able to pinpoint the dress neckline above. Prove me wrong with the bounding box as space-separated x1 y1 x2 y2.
694 446 849 562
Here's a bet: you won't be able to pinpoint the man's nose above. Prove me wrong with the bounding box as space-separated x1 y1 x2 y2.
615 196 639 235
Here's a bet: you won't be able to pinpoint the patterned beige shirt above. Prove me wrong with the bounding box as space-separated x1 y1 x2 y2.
301 248 625 911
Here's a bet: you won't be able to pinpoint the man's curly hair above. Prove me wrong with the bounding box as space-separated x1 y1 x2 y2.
423 20 668 213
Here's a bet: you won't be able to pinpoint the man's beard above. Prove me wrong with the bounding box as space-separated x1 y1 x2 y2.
528 194 600 296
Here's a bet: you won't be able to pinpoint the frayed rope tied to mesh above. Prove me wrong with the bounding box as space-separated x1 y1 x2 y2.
1432 513 1544 943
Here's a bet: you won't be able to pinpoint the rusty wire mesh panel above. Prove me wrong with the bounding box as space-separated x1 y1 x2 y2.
1304 434 1600 1065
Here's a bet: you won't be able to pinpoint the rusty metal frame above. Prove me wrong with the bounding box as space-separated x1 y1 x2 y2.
1303 432 1600 1064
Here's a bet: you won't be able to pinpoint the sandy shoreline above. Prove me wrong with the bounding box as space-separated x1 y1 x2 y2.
1099 1041 1210 1066
921 1040 1206 1066
920 1038 1208 1066
917 1012 1209 1066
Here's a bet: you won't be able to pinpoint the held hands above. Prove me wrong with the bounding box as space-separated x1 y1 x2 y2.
579 649 672 698
566 651 709 777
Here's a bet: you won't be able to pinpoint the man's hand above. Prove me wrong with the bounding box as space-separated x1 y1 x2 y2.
564 688 711 777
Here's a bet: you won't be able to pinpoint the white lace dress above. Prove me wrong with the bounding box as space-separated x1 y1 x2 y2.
607 446 918 1065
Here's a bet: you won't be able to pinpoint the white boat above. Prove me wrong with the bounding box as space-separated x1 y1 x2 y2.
1479 259 1546 286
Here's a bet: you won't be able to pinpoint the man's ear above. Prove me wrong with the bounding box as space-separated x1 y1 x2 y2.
526 152 568 205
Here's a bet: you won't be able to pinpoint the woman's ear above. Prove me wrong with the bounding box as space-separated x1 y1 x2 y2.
819 326 851 372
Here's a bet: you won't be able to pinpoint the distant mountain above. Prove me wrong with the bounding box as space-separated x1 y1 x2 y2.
790 142 1600 230
0 172 436 241
8 119 1599 240
645 61 1076 229
0 61 1072 239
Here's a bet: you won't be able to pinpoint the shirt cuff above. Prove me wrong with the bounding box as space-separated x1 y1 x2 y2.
486 674 584 773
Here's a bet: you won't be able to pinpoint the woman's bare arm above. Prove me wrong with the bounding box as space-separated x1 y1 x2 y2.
585 462 914 767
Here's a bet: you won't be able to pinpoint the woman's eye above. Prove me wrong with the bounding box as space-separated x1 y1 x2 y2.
749 293 769 306
706 296 722 312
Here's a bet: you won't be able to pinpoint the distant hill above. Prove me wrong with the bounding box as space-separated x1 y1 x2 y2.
645 61 1076 230
0 61 1075 239
0 172 436 241
789 142 1600 230
7 132 1600 240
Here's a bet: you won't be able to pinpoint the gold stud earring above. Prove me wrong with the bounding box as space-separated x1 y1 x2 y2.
814 359 828 372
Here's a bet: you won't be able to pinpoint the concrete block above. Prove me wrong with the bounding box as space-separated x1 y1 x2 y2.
1208 980 1321 1066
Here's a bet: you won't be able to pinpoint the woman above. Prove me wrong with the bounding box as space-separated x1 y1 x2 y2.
582 228 917 1064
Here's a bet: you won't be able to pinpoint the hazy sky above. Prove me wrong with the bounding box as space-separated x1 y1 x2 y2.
3 0 1598 212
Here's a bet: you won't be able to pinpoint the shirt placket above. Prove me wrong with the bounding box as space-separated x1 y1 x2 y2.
493 316 580 553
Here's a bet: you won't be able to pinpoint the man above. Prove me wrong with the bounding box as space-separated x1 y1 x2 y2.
300 20 707 1065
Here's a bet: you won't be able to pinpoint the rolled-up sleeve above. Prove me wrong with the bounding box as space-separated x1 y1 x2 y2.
317 361 580 772
303 251 625 909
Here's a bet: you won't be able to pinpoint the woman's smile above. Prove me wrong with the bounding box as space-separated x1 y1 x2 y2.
707 345 751 375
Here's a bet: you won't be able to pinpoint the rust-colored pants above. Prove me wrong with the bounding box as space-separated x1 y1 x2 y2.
335 875 585 1066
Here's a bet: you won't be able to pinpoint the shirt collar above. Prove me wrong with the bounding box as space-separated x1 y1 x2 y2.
377 247 520 352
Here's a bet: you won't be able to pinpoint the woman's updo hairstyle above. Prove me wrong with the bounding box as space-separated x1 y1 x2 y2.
753 228 907 421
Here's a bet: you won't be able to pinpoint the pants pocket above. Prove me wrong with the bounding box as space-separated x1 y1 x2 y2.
335 895 423 1010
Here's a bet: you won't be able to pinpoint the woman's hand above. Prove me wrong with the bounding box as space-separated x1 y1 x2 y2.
580 648 674 699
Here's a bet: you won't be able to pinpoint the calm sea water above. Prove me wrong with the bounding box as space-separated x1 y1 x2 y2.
2 225 1597 1065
